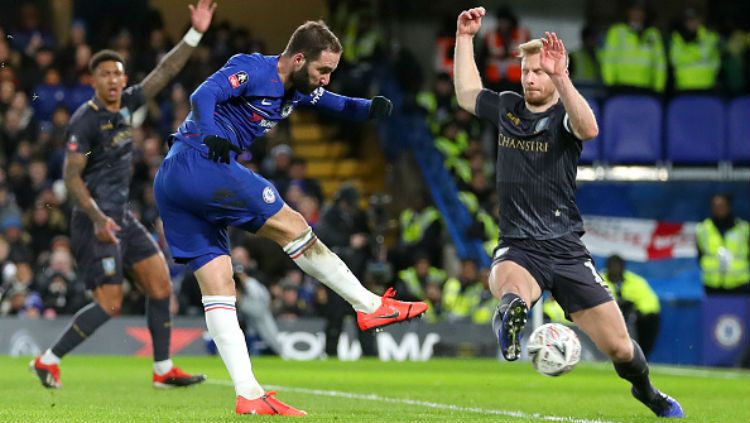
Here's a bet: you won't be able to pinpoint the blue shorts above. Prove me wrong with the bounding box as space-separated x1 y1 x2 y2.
154 140 283 269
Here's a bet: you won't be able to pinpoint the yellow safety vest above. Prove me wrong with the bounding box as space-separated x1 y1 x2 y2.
570 48 601 85
471 292 499 324
602 271 660 315
601 23 666 92
399 207 441 244
670 26 720 90
696 218 750 289
398 266 447 299
543 298 574 325
422 299 442 323
417 91 437 115
477 210 499 256
442 278 483 319
435 132 469 160
341 15 382 63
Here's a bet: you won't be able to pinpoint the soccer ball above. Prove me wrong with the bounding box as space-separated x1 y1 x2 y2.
527 323 581 377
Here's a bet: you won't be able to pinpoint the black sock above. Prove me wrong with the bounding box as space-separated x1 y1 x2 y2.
147 297 172 362
498 293 522 314
51 303 111 358
614 339 657 399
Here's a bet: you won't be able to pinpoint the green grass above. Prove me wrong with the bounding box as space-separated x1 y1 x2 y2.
1 356 749 422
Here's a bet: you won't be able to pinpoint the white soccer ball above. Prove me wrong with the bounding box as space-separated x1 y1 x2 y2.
527 323 581 377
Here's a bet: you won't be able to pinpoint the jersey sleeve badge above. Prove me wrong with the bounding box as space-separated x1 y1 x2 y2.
228 71 249 89
67 135 79 152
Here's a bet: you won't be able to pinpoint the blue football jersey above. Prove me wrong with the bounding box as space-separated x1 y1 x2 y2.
174 53 371 150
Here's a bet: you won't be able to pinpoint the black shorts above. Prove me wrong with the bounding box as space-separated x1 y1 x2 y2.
492 233 613 315
71 210 160 290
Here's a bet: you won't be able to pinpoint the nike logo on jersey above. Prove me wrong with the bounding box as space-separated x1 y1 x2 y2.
261 99 272 106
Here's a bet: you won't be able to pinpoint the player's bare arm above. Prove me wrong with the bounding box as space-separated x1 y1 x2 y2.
141 0 217 99
540 32 599 141
63 152 121 244
454 7 485 115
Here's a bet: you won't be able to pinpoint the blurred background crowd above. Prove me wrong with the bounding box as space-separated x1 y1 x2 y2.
0 0 748 363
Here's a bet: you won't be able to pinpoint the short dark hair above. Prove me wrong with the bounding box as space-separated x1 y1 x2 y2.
283 21 342 61
89 49 125 73
606 254 624 267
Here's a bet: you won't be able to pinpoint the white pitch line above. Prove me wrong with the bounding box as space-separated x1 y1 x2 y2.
206 380 617 423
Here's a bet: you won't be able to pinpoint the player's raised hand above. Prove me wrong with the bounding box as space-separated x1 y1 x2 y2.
189 0 217 33
95 216 122 244
540 32 568 77
457 7 485 37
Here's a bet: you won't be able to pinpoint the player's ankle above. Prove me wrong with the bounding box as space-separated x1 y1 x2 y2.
153 359 174 376
40 349 61 366
236 383 264 400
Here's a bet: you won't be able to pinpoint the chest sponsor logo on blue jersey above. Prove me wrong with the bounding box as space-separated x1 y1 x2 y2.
247 100 296 132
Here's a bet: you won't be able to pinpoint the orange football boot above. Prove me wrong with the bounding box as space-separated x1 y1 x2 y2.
235 391 307 416
356 288 428 331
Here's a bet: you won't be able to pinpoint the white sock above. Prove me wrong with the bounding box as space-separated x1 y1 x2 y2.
202 296 264 399
153 359 173 376
40 349 60 365
284 228 380 313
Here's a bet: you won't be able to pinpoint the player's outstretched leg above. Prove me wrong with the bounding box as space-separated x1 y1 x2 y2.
195 255 305 416
572 302 684 418
492 293 528 361
281 227 428 331
131 253 206 388
31 300 113 388
617 340 684 418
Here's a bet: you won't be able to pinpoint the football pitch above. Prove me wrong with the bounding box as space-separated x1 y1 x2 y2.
1 356 748 422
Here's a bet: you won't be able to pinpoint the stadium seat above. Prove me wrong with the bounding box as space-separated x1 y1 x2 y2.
666 96 725 164
727 96 750 163
603 96 662 164
336 159 367 178
305 160 337 178
579 98 601 164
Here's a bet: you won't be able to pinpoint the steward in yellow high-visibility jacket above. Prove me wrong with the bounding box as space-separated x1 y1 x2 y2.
604 255 661 356
601 5 666 93
696 194 750 294
669 10 720 91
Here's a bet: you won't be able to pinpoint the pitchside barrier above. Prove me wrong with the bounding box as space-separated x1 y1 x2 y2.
0 317 607 362
2 313 746 366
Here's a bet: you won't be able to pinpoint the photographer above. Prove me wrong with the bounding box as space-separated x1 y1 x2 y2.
231 246 283 356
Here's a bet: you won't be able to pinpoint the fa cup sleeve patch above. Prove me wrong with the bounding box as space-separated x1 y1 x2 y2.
228 71 249 89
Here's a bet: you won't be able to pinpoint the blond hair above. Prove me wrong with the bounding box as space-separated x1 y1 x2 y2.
517 39 543 58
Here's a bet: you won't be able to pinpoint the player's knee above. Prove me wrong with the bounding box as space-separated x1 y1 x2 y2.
100 302 122 317
604 337 634 362
287 211 310 236
495 279 530 303
147 277 173 300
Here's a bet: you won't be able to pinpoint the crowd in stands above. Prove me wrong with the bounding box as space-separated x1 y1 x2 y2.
1 1 747 363
0 3 293 319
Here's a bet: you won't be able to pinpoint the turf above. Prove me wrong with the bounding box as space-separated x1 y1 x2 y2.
1 356 748 422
